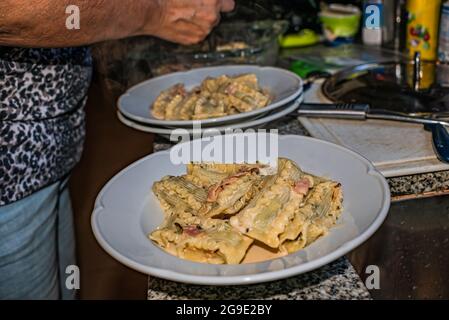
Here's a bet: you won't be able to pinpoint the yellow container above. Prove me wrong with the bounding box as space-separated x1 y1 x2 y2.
406 0 442 61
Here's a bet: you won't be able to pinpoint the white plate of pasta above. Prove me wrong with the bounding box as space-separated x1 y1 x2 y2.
118 65 303 127
91 134 390 285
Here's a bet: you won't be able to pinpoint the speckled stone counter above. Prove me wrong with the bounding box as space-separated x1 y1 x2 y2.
388 171 449 198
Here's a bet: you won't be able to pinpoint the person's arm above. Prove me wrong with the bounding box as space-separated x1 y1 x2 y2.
0 0 235 47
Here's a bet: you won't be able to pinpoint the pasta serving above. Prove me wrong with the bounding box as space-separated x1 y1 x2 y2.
149 158 343 264
150 73 271 120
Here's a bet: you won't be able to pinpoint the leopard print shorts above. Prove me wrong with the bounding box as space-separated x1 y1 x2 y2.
0 47 93 205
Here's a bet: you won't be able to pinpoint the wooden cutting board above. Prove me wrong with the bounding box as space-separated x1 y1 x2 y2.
298 82 449 177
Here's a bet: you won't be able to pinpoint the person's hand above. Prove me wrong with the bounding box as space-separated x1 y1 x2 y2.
146 0 235 45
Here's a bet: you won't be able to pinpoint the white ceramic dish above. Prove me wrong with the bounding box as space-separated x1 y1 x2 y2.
92 134 390 285
118 65 303 127
117 95 303 137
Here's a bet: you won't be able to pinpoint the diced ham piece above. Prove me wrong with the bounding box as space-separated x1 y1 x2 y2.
207 184 222 202
173 84 187 97
225 83 238 95
183 225 202 237
294 178 310 195
206 170 254 202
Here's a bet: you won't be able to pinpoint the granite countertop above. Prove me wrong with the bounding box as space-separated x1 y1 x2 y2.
148 115 449 300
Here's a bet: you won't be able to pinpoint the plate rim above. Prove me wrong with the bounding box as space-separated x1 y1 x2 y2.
116 95 303 135
117 65 304 127
91 134 391 285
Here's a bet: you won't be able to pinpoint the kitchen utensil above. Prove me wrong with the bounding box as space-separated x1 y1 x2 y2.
91 134 390 285
298 81 449 177
390 0 407 51
425 123 449 163
118 65 303 128
298 103 449 127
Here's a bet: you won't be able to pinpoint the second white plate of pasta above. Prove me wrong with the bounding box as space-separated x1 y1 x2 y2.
118 65 303 127
91 134 390 285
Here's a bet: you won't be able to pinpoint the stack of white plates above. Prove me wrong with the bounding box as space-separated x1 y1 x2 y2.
117 65 304 136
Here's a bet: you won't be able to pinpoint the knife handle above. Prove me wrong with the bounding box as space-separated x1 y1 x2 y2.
298 103 370 120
